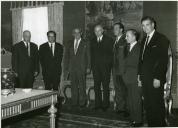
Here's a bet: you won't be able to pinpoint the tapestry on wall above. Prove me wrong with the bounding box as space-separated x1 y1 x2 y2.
85 1 143 39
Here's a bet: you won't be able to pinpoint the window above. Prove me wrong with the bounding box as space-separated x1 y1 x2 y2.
22 7 48 47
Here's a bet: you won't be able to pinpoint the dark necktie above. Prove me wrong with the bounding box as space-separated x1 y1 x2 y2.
141 36 150 60
113 39 118 51
50 43 53 56
26 42 30 57
26 42 28 50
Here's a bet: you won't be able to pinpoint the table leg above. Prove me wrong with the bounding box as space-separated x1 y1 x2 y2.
48 103 57 128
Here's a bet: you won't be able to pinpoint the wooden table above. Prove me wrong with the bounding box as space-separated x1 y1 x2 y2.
1 88 58 128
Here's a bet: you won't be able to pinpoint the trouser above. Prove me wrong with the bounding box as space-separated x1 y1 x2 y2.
18 72 34 88
142 79 166 126
125 82 142 123
43 74 61 91
113 73 127 111
92 64 112 108
70 71 87 106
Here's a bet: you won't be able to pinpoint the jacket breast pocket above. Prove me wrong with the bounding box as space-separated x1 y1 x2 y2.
149 44 158 53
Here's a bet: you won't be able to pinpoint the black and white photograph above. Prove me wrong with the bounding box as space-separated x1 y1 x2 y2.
1 1 178 127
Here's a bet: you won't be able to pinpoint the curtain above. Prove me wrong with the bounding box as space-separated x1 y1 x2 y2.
10 1 56 9
12 9 23 44
22 7 48 46
48 2 64 44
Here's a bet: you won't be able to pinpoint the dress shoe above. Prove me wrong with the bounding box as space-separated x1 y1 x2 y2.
130 122 143 127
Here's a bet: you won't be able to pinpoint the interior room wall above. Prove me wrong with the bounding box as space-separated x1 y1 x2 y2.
63 1 85 45
1 1 12 52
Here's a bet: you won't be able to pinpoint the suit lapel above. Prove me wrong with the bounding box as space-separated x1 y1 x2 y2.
46 42 53 57
142 32 158 60
147 31 157 47
101 35 105 44
73 39 83 55
72 39 75 55
76 39 83 55
21 41 29 57
128 43 137 56
54 43 58 57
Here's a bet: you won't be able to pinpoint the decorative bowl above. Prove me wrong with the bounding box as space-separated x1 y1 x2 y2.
22 88 32 93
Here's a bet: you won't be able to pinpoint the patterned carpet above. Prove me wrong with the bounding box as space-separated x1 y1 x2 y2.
2 111 130 128
2 100 178 128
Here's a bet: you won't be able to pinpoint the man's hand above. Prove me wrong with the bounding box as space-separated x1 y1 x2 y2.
87 68 91 74
138 81 142 87
153 79 160 88
137 75 142 87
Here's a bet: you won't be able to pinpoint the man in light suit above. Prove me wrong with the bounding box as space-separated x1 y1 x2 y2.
123 29 142 127
113 22 129 117
39 31 63 91
138 16 169 126
63 28 90 108
12 30 39 88
90 25 114 111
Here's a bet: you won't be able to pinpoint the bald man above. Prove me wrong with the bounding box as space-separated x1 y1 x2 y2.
90 25 114 111
12 30 39 88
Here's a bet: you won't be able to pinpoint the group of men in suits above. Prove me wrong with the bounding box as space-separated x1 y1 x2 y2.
111 16 170 127
12 30 63 92
12 16 170 127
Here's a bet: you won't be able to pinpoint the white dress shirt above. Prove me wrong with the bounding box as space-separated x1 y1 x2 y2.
24 41 30 56
147 29 155 45
74 38 81 54
114 35 122 44
129 41 137 52
97 35 103 42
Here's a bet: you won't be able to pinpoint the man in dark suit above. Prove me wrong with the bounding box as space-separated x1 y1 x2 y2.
113 22 128 116
123 29 142 127
39 31 63 91
90 25 114 111
63 28 90 108
12 30 39 88
138 16 169 126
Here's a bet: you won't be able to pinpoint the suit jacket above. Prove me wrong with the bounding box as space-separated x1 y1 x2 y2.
12 41 39 76
90 35 114 69
123 42 140 84
63 38 90 75
113 35 127 75
39 42 63 78
138 31 169 83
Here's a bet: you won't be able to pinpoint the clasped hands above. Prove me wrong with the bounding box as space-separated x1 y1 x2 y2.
137 75 160 88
